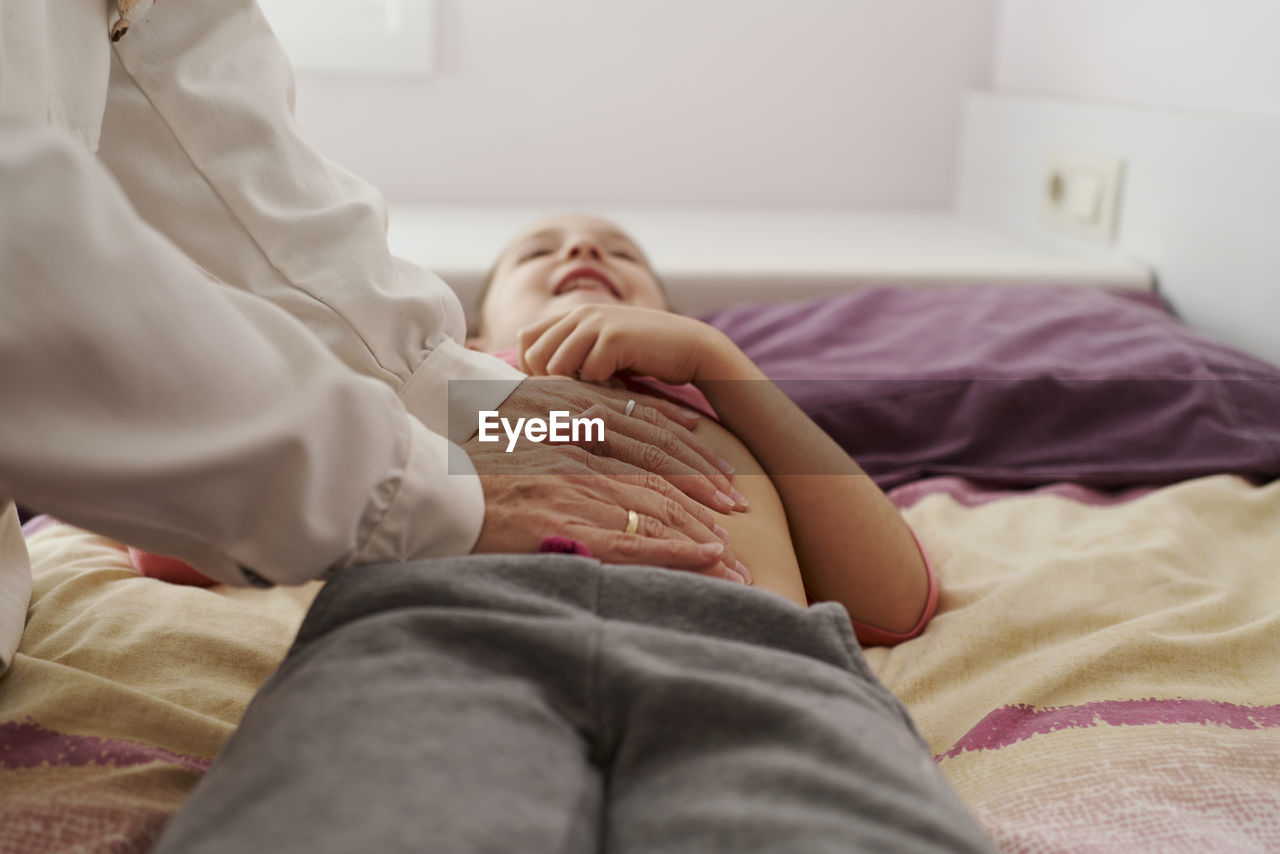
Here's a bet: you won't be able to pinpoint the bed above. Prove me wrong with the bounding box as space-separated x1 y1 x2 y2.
4 282 1279 852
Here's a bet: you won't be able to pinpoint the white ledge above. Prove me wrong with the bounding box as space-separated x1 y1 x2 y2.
387 205 1154 316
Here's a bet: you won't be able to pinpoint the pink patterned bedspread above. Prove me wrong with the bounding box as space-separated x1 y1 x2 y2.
4 476 1277 852
869 474 1280 852
0 523 318 853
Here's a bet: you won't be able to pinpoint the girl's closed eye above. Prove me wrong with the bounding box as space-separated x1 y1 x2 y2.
516 247 551 264
610 249 638 262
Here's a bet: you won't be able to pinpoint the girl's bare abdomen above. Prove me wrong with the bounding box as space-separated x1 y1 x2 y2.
692 418 807 607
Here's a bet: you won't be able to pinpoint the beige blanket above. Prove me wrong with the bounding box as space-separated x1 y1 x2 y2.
0 523 318 853
3 474 1277 852
868 474 1280 852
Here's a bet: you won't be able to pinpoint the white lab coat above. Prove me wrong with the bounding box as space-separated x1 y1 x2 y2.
0 0 523 673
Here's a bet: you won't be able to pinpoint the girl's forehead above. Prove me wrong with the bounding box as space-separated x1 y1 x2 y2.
510 214 637 247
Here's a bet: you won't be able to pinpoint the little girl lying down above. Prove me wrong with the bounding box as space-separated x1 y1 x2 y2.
466 213 936 645
131 212 936 645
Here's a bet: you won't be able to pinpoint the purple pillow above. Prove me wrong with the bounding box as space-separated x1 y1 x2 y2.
700 285 1280 488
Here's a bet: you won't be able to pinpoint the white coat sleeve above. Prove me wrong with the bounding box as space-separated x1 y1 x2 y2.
97 0 522 444
0 502 30 676
0 122 485 586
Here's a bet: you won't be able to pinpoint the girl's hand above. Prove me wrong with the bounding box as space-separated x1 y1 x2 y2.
518 305 742 384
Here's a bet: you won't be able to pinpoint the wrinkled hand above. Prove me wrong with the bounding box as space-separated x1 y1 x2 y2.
493 377 746 514
462 377 746 578
464 437 743 580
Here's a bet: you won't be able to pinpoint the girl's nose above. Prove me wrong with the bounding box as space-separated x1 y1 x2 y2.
566 240 602 261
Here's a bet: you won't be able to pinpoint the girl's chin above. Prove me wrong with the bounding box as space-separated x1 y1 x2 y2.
553 290 622 306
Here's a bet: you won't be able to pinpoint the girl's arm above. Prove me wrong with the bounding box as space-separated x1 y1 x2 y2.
520 306 930 637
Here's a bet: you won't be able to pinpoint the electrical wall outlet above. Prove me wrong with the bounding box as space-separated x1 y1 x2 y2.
1042 151 1125 244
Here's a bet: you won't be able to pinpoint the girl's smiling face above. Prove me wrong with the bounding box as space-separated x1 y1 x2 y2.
469 213 667 352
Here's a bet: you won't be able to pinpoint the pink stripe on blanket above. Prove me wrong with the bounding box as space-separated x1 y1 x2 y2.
0 718 210 773
939 699 1280 761
888 476 1160 510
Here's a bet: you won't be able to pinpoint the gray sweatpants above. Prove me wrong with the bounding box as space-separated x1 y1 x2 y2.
155 555 993 853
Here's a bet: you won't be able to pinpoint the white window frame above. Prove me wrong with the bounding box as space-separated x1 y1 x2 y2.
257 0 436 75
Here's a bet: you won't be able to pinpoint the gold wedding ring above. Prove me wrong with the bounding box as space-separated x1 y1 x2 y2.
624 509 640 535
624 398 637 417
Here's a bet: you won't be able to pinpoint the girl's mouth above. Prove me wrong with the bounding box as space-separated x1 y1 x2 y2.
553 266 621 299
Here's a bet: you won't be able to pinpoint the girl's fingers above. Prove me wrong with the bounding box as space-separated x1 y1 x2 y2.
518 314 578 375
544 328 606 380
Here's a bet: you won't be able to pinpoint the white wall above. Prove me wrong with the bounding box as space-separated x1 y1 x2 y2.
956 93 1280 367
994 0 1280 117
290 0 998 206
973 1 1280 366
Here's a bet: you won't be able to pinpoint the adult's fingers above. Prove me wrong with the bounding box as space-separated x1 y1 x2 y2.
600 392 737 478
564 524 749 584
573 458 749 580
617 390 700 431
518 375 701 444
571 404 740 514
578 402 742 507
467 441 751 581
604 509 750 584
561 520 736 575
